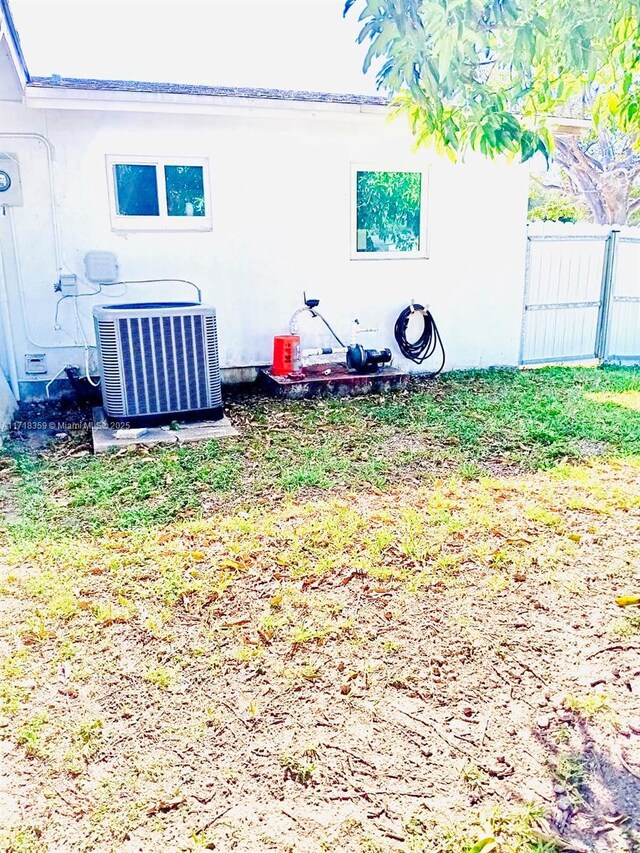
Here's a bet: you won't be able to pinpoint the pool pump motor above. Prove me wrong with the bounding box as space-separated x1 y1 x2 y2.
287 295 392 374
346 343 392 373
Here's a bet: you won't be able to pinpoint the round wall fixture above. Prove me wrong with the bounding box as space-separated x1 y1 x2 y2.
0 170 11 192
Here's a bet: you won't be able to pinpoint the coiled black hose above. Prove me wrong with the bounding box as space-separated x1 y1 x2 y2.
394 304 445 375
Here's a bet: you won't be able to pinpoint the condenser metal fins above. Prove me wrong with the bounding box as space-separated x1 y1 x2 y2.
93 302 223 426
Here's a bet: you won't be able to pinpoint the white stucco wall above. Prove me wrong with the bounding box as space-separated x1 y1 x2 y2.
0 97 529 396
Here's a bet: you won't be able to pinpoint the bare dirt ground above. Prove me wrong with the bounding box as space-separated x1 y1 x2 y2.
1 461 639 851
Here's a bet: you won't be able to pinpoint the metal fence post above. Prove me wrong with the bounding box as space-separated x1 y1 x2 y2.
518 231 532 365
595 228 620 361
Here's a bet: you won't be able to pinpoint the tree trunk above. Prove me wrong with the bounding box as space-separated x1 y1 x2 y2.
598 170 633 225
553 135 635 225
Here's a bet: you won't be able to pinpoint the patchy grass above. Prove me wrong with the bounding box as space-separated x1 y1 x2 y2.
4 366 640 538
1 367 639 852
611 611 640 637
562 693 613 722
406 803 557 852
554 755 589 806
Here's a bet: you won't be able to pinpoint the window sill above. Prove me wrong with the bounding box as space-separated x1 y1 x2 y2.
110 217 213 233
350 252 429 260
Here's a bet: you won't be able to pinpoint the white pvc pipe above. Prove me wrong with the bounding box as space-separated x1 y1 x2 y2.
302 347 347 357
73 298 100 386
289 306 309 336
8 207 76 349
45 363 69 398
0 239 21 400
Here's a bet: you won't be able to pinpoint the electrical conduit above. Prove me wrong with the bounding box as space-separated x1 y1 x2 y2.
0 239 20 399
0 132 76 351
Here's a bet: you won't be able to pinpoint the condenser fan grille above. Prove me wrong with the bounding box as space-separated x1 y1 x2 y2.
93 302 223 426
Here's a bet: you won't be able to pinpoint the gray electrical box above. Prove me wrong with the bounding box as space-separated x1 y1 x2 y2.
59 274 78 296
0 154 23 207
84 251 119 284
25 354 47 375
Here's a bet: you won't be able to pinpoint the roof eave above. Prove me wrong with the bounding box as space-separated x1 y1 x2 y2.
24 79 391 117
22 78 593 130
26 76 390 110
0 0 29 84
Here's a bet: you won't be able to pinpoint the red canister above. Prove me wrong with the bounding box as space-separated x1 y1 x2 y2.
271 335 300 376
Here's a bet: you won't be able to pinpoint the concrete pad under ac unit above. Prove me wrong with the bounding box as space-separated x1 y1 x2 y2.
91 407 239 454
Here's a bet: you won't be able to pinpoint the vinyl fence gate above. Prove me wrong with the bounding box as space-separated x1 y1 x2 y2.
520 229 640 366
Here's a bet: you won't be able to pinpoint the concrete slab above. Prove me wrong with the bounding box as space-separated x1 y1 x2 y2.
91 408 239 454
259 364 409 400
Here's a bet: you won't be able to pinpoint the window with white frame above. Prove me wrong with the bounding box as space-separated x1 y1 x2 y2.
351 166 428 259
107 156 212 231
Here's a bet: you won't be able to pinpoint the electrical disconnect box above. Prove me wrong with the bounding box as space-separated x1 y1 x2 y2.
0 154 23 207
84 251 119 284
58 274 78 296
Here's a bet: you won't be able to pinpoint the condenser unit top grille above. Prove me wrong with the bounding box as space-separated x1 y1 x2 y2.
93 301 223 425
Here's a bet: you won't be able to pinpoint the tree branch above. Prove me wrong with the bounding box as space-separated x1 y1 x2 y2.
536 182 573 194
628 197 640 216
532 175 574 196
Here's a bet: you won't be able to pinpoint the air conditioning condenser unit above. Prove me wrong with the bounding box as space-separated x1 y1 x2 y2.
93 301 223 426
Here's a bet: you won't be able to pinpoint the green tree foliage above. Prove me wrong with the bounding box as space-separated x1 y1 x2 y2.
528 183 589 223
356 170 421 251
344 0 640 164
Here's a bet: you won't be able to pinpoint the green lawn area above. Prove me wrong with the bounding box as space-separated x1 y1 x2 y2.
1 367 639 852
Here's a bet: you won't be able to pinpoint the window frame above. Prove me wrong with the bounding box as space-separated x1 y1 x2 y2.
350 163 430 260
106 155 212 232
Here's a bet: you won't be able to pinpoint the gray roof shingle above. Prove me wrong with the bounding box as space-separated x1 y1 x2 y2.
28 75 389 106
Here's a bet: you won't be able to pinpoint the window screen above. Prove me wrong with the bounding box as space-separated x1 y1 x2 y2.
164 165 206 217
114 164 160 216
355 170 422 253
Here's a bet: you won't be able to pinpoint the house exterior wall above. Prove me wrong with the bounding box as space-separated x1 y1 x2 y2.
0 98 530 396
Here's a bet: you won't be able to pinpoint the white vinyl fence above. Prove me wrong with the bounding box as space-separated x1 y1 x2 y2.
609 236 640 362
520 224 640 365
